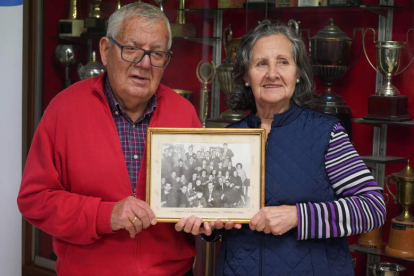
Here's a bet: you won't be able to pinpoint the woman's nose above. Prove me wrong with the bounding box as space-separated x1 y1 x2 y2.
267 64 280 79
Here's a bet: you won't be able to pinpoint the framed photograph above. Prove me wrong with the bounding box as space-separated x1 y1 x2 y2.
146 127 266 223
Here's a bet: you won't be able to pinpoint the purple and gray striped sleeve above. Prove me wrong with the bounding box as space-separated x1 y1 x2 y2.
296 123 386 240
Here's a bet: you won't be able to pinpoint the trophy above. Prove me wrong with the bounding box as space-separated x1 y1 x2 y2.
368 263 406 276
308 18 361 135
363 28 414 122
173 89 193 100
170 0 196 37
77 51 105 80
196 61 216 128
385 160 414 258
216 24 247 123
154 0 167 12
55 44 77 88
59 0 86 37
84 0 106 33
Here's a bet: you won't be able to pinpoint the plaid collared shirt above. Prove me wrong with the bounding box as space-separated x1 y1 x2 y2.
104 76 156 195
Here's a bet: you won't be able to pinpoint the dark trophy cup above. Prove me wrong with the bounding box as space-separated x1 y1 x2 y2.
308 17 361 135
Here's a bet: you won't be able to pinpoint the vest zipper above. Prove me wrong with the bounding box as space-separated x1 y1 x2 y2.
260 232 264 276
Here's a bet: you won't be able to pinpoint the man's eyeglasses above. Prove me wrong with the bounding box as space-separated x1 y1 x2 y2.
109 37 173 68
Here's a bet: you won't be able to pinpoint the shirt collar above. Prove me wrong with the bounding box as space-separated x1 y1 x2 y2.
104 75 157 121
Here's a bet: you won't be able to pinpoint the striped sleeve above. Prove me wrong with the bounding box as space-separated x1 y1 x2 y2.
297 123 386 240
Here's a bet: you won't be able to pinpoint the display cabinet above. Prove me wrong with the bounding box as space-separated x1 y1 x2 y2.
22 0 414 275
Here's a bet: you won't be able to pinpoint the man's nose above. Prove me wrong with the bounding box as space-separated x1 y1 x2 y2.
135 53 152 68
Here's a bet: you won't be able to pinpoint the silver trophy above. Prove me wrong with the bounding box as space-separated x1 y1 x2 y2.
78 51 105 80
55 44 77 88
362 28 414 121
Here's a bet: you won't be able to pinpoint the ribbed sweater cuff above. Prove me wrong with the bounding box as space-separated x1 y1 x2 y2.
96 202 116 235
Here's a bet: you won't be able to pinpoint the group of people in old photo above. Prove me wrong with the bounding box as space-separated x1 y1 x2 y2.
160 143 250 208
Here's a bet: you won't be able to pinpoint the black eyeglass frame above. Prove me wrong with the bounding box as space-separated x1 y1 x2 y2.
108 36 173 68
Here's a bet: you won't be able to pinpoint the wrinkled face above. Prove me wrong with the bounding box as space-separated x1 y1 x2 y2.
100 16 169 108
245 34 298 110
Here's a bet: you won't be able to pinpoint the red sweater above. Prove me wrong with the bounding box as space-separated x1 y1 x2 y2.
18 74 201 276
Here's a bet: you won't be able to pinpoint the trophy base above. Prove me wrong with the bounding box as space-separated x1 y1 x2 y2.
59 19 86 37
364 95 411 122
218 109 247 122
171 23 196 38
84 17 107 33
312 88 352 136
385 219 414 258
357 228 383 249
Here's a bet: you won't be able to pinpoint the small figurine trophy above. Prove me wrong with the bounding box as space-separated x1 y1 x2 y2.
59 0 86 37
84 0 106 33
196 61 216 128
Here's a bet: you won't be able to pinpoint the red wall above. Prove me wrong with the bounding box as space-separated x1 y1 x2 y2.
41 0 414 275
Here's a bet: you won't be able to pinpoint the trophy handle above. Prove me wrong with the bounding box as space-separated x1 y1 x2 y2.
287 19 300 35
347 28 364 69
385 175 397 203
383 192 389 204
362 28 380 73
223 25 232 58
395 28 414 76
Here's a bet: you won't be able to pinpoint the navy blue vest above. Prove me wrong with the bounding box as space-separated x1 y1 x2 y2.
216 104 354 276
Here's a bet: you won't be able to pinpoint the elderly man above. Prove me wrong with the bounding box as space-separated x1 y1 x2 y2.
17 3 212 276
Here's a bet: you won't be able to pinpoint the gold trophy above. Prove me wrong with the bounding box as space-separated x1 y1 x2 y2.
59 0 86 37
84 0 106 33
363 28 414 121
170 0 196 38
216 24 247 123
385 161 414 258
196 61 216 128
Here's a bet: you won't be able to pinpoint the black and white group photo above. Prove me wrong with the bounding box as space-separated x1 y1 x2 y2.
160 142 251 208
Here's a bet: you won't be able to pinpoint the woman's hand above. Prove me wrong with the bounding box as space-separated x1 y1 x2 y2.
249 205 298 236
175 217 242 236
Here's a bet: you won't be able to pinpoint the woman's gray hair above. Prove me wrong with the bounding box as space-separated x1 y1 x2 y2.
106 3 172 50
227 20 315 111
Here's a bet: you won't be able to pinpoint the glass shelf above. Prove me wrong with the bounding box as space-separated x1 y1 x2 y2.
173 36 220 46
361 156 407 165
185 4 402 11
353 118 414 127
349 244 414 263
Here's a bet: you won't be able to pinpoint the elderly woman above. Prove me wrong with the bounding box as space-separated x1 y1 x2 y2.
195 21 385 275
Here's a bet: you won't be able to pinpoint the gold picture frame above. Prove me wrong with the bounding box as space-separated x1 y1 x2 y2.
146 127 265 223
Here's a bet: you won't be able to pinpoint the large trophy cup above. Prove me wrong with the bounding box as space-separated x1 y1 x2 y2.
309 18 361 134
196 61 216 128
363 28 414 121
216 24 247 123
59 0 86 37
385 161 414 258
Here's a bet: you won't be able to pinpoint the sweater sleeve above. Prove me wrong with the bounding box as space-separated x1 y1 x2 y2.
296 123 386 240
17 116 115 245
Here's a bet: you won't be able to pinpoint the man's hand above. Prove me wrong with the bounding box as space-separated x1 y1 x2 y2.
249 205 298 235
111 196 157 238
175 217 242 236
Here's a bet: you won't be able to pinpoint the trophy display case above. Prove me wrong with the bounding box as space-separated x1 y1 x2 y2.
23 1 414 276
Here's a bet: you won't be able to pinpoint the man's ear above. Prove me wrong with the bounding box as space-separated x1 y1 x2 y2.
99 37 110 67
